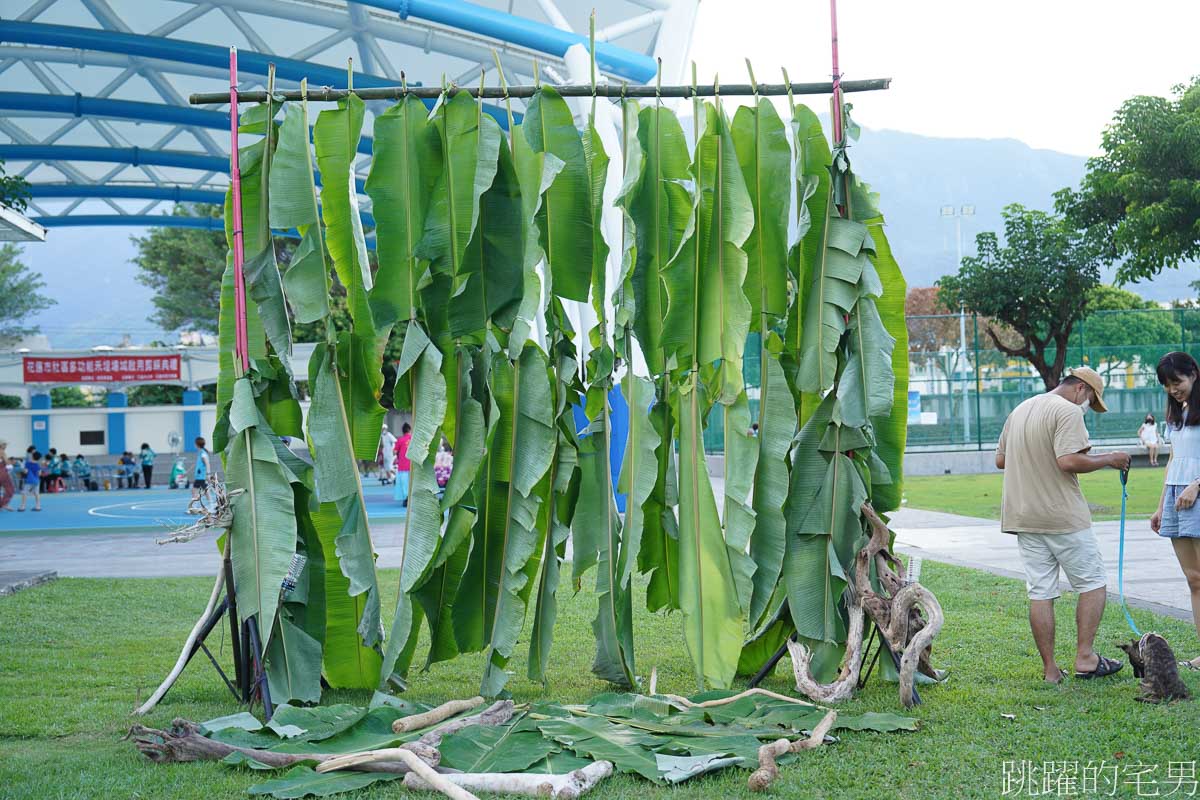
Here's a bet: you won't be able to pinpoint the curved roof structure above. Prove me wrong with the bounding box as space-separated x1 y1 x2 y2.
0 0 699 231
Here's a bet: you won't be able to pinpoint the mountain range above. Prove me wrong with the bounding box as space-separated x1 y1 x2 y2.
15 125 1197 350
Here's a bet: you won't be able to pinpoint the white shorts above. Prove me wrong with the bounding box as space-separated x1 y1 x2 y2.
1015 528 1107 601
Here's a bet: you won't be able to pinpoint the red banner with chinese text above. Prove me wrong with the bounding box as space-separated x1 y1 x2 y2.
22 355 182 384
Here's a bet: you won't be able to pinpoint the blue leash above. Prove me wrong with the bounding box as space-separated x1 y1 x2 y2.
1116 468 1143 637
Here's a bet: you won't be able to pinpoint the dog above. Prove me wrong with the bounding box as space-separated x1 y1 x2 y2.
1116 633 1191 704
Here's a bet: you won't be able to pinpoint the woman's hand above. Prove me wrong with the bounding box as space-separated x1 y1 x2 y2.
1151 508 1163 533
1176 482 1200 511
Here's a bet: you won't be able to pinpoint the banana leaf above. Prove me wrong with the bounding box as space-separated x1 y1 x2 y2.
452 344 556 696
673 374 744 690
247 765 397 798
313 93 373 332
523 86 594 303
412 505 474 669
379 323 447 686
628 105 692 377
438 721 556 773
534 716 663 782
721 390 758 617
863 217 908 513
225 379 298 653
240 121 292 367
365 95 440 333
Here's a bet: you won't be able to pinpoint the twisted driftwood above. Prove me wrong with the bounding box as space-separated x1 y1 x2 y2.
747 709 838 792
393 697 485 733
126 718 439 774
403 760 614 800
319 749 477 800
417 700 515 748
158 479 239 544
790 503 944 708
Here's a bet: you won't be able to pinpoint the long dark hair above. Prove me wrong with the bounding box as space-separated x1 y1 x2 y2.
1156 351 1200 428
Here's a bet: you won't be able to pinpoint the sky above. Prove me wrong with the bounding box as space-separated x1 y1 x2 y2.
688 0 1200 157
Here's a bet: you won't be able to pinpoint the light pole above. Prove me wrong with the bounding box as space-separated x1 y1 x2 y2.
941 204 975 443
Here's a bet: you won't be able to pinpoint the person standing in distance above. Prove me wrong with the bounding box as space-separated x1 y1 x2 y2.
190 436 211 510
996 366 1130 683
393 423 412 508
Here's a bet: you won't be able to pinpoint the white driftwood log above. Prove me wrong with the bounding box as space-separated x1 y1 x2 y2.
747 709 838 792
133 567 225 715
392 697 484 733
317 748 478 800
418 700 515 748
403 760 615 800
788 598 865 703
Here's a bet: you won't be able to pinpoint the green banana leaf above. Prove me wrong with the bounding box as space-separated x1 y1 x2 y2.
313 93 373 331
379 323 447 685
439 721 557 773
640 383 680 613
864 217 909 513
721 390 758 617
523 86 594 303
451 344 555 696
239 125 292 367
674 375 744 690
628 105 692 377
225 379 298 654
535 715 663 783
365 95 439 333
747 340 795 627
247 765 397 798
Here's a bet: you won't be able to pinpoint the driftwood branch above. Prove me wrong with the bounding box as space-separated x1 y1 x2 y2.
133 567 224 715
787 599 865 703
404 761 614 800
318 749 477 800
659 688 818 711
393 697 484 733
747 710 838 792
126 718 438 774
418 701 516 749
159 480 238 544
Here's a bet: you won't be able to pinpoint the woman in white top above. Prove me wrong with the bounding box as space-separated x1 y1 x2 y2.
1138 413 1161 466
1150 352 1200 668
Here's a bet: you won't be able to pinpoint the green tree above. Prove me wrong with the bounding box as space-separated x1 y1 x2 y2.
0 394 21 410
130 205 227 333
0 158 30 212
1073 285 1181 384
1056 77 1200 282
49 386 96 408
938 203 1101 390
126 384 217 406
0 243 55 346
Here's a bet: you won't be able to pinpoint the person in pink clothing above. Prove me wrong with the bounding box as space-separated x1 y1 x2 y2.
392 423 412 507
0 440 15 511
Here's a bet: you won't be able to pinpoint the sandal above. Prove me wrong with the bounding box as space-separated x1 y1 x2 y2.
1178 659 1200 671
1074 654 1123 680
1045 668 1068 685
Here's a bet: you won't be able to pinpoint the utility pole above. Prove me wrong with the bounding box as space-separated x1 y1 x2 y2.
941 204 975 443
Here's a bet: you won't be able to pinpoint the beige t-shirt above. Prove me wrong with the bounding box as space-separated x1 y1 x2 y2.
997 393 1092 534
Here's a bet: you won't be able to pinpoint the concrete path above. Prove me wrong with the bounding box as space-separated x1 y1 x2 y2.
890 507 1194 622
0 569 56 596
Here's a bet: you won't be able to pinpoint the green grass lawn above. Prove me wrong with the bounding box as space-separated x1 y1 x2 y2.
2 562 1198 799
904 466 1166 521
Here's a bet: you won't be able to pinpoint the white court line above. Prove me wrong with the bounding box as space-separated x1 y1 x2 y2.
87 498 191 521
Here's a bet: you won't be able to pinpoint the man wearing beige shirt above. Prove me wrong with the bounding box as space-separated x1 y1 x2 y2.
997 367 1131 684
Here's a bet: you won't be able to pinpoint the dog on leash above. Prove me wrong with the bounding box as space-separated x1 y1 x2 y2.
1116 633 1191 704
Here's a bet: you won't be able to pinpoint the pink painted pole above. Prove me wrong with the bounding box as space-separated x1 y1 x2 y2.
228 46 249 374
829 0 843 147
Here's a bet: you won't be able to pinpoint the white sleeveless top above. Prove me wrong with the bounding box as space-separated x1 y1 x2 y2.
1166 423 1200 485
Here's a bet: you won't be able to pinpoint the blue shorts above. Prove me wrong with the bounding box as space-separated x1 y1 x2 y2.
1159 484 1200 538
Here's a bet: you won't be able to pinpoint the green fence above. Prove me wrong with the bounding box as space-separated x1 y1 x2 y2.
702 308 1200 453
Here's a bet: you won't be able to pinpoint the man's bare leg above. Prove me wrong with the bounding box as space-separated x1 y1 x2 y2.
1073 586 1107 673
1029 598 1062 682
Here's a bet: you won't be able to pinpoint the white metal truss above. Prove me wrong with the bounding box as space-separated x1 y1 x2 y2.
0 0 699 224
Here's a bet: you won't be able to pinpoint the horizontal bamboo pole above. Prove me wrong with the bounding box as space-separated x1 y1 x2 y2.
189 78 890 105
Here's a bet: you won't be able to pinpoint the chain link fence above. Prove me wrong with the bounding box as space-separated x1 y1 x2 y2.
701 309 1200 453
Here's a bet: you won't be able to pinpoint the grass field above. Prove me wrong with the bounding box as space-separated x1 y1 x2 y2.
1 562 1198 799
904 466 1166 521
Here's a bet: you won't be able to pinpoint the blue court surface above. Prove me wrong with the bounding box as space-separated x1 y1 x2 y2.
0 481 407 535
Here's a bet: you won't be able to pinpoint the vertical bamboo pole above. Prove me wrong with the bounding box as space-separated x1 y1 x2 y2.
229 47 250 376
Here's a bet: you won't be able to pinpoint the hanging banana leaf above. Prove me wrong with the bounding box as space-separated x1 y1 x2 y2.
379 323 447 686
268 94 330 325
451 344 555 696
862 216 908 513
833 222 894 428
306 341 383 686
673 373 744 690
523 86 594 303
365 95 440 334
225 379 298 654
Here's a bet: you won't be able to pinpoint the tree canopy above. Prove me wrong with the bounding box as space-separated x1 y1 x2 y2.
937 203 1102 389
1055 77 1200 283
1074 285 1181 383
130 205 227 334
0 158 30 212
0 243 55 346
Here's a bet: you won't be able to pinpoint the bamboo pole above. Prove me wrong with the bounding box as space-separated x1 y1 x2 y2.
189 78 890 105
